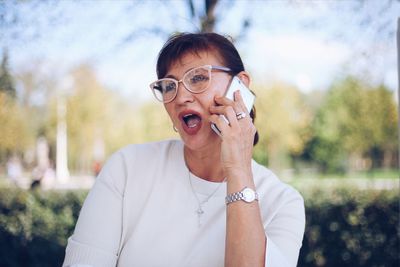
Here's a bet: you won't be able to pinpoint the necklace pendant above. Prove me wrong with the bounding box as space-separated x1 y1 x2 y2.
196 207 204 215
196 206 204 227
188 171 226 228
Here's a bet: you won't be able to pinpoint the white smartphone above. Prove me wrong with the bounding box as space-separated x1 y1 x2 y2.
211 76 255 136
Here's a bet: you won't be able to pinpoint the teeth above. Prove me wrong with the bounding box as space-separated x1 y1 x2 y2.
182 113 200 128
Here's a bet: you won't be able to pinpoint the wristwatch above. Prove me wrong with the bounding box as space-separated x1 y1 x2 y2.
225 187 258 205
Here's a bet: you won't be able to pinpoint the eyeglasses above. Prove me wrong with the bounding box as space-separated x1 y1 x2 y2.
149 65 231 103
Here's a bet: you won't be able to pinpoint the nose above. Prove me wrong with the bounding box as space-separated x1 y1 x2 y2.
174 81 194 104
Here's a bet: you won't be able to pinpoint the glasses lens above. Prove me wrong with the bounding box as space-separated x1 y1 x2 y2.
151 79 177 102
184 66 210 93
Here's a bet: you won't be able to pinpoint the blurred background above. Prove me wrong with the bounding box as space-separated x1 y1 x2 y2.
0 0 398 266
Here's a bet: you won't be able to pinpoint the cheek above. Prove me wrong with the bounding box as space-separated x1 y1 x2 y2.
198 79 230 108
197 90 218 108
211 76 230 96
207 86 227 104
164 104 175 120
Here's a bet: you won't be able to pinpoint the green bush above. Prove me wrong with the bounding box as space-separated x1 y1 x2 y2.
298 188 399 267
0 186 398 266
0 188 87 267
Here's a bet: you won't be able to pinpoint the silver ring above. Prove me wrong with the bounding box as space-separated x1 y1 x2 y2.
236 112 246 120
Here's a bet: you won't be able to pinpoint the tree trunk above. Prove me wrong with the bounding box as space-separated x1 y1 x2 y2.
200 0 218 32
382 149 393 169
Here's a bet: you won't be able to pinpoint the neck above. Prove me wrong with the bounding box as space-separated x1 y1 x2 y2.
184 141 225 183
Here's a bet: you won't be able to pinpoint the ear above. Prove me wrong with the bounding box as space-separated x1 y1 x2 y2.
236 71 251 88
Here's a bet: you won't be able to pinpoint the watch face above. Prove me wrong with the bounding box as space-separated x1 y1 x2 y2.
242 188 255 202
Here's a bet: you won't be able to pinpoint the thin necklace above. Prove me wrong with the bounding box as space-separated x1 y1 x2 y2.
188 171 226 227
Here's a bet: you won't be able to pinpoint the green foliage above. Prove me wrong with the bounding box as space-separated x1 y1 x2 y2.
0 92 31 159
0 52 16 99
1 58 398 175
0 188 87 267
64 65 117 171
304 77 398 172
298 188 399 267
137 101 178 142
0 186 398 266
253 82 312 169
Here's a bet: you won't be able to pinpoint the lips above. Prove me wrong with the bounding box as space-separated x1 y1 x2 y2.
178 110 203 135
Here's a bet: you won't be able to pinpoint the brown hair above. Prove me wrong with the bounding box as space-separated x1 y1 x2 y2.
156 32 259 146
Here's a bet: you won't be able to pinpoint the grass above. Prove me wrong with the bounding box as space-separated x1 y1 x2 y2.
279 168 399 180
273 168 400 193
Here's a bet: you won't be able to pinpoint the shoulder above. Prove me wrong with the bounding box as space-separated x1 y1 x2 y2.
104 139 182 174
251 160 304 211
97 139 182 194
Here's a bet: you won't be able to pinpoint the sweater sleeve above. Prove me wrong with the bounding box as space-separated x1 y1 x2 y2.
264 188 305 267
265 188 305 267
63 151 127 267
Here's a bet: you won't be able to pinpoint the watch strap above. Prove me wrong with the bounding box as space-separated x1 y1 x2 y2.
225 187 258 205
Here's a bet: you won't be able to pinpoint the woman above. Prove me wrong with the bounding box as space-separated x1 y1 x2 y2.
63 32 305 267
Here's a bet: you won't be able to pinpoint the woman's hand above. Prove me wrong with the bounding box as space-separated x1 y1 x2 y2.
211 91 265 267
209 90 256 177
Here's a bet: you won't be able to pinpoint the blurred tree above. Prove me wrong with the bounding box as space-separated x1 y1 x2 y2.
186 0 250 37
0 0 397 175
137 101 178 142
253 82 312 172
0 51 16 99
0 53 37 165
101 96 141 155
60 65 115 172
15 60 56 108
362 85 398 169
15 60 57 142
5 61 178 173
306 77 398 173
0 92 31 161
2 0 223 49
44 64 172 173
187 0 218 33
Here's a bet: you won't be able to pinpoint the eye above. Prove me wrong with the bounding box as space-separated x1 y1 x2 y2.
190 74 209 83
153 84 162 92
164 82 176 92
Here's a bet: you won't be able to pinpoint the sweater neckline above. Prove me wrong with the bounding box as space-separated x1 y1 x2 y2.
174 140 227 197
188 171 227 197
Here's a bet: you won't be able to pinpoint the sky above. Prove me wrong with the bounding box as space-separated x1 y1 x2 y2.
1 0 399 103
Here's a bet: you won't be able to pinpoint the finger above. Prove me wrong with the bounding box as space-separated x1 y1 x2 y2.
214 95 234 106
209 105 236 115
213 95 243 114
233 90 249 115
224 106 239 129
210 105 248 126
233 91 253 124
209 114 230 134
210 105 241 127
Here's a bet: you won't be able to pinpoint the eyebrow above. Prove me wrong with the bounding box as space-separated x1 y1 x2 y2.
164 66 196 80
164 74 178 79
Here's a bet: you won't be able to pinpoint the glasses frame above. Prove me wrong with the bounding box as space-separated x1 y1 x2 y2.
149 65 232 103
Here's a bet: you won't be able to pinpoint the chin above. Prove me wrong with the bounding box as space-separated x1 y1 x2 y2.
181 129 219 151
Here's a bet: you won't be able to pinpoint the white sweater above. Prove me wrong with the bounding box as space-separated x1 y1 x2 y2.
63 139 305 267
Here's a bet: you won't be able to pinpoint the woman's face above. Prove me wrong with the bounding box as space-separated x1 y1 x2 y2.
163 50 232 151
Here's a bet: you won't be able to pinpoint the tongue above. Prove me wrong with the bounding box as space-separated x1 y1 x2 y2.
187 116 201 128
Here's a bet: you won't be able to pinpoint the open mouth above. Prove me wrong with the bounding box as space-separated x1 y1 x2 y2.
179 110 203 135
182 113 202 128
